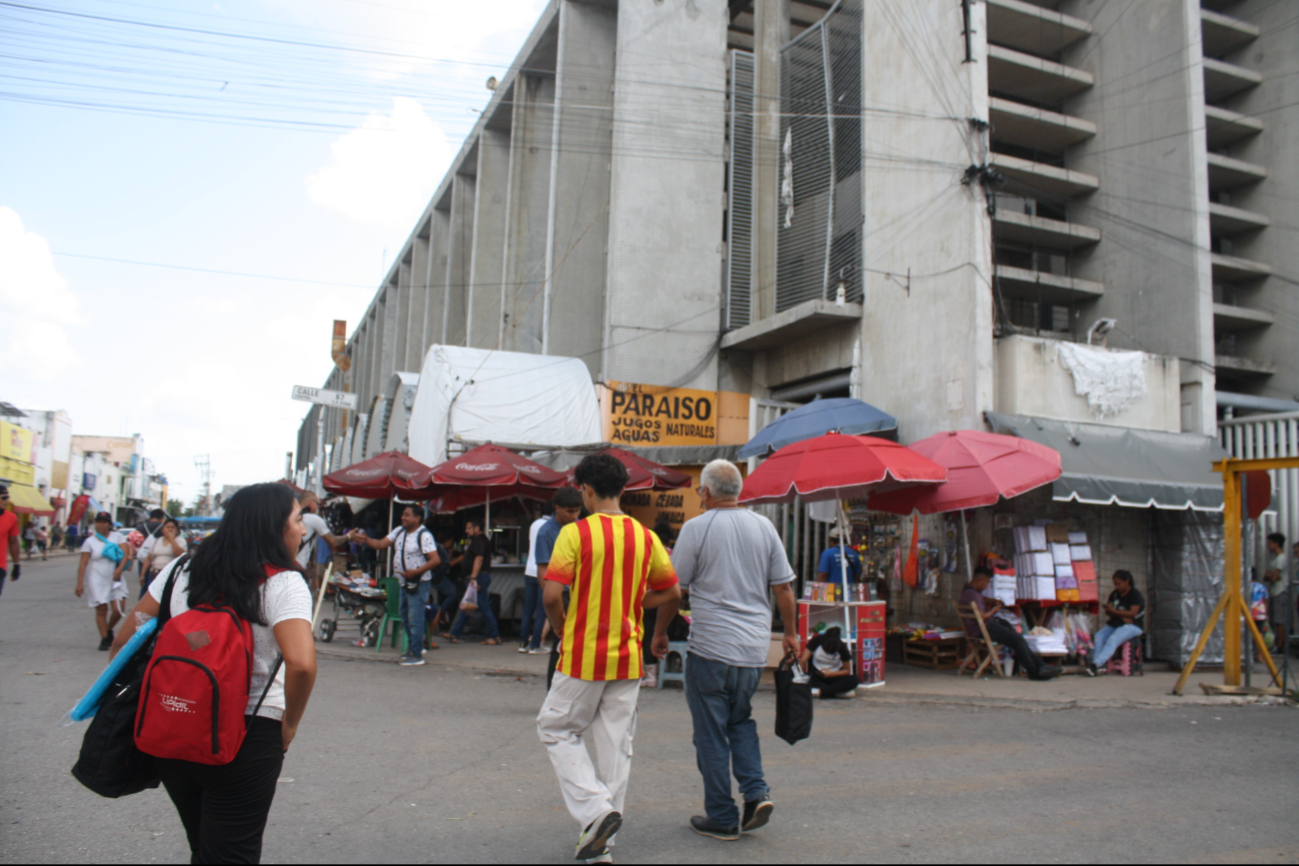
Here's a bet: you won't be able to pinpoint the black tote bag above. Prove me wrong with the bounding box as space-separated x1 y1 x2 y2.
774 654 813 745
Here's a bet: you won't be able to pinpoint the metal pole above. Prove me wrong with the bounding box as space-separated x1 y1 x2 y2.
315 409 325 497
961 510 974 582
839 502 851 640
386 497 394 578
1243 474 1252 688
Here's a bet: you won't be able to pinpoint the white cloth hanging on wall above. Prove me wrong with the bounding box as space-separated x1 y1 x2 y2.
1056 342 1147 418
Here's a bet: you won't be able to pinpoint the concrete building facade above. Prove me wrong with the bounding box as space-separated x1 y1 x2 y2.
295 0 1296 574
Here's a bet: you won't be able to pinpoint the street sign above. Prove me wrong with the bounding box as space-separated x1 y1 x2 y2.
292 385 358 410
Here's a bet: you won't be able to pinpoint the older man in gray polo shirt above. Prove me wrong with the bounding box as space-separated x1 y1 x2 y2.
670 459 799 843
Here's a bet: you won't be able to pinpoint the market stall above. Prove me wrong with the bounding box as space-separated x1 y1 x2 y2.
323 450 433 577
740 432 948 687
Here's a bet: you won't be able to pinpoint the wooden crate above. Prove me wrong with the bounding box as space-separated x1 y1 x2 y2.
903 637 964 670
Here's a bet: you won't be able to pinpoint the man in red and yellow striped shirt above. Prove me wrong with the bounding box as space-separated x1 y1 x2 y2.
538 454 681 862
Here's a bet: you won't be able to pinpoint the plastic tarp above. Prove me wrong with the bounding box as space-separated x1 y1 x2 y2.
986 412 1228 512
1150 510 1225 665
406 346 602 469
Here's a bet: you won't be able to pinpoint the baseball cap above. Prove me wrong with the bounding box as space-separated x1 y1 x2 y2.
94 511 113 522
0 484 9 498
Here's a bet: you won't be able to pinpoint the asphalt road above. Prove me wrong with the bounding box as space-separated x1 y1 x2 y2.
3 556 1298 864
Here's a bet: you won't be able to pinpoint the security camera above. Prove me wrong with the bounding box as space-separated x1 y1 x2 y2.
1086 318 1117 346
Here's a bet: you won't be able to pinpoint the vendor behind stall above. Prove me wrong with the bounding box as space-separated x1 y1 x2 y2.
799 626 858 699
1086 570 1145 676
959 567 1062 681
816 527 862 582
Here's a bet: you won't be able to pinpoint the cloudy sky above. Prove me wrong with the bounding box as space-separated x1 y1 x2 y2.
0 0 547 505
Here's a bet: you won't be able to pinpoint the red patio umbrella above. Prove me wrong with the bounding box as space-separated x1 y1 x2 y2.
738 432 947 505
559 447 692 491
323 451 432 499
418 444 569 527
867 429 1062 579
867 430 1061 514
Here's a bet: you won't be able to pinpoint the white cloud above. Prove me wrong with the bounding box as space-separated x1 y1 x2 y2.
0 207 80 375
305 97 452 229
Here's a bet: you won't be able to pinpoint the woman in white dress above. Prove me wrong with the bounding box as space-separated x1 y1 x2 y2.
75 512 130 651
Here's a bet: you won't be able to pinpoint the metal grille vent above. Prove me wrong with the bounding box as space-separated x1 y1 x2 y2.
777 0 863 312
726 49 755 331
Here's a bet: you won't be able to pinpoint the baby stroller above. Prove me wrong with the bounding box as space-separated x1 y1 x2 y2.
318 574 387 647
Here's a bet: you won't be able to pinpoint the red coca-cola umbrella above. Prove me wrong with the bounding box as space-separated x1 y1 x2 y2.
559 447 692 491
323 451 432 499
738 432 947 505
418 444 569 526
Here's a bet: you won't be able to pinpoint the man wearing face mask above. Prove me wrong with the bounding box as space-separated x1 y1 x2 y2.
0 486 21 597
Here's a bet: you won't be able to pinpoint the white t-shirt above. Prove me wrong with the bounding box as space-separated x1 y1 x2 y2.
295 512 332 568
387 526 437 579
149 559 314 720
524 517 548 578
143 534 188 572
812 646 845 675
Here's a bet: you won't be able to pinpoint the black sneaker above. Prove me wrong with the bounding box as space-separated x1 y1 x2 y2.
576 811 621 860
1083 662 1098 677
1030 665 1063 681
98 636 112 651
689 816 739 841
741 797 773 832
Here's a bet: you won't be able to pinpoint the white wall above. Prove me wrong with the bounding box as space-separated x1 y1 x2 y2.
995 335 1182 432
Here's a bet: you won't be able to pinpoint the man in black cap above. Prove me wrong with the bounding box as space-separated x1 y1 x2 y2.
0 485 21 597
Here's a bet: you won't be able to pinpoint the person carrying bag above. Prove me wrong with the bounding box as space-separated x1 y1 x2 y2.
105 483 317 865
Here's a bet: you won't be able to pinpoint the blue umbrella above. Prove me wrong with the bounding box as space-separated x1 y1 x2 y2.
738 398 898 459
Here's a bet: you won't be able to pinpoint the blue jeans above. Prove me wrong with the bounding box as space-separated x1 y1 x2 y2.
684 653 769 827
521 576 546 649
1093 624 1143 666
450 574 499 639
398 580 432 658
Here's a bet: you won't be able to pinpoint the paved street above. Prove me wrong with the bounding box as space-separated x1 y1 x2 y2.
3 557 1298 864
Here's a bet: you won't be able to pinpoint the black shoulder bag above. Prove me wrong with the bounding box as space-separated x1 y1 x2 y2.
71 554 187 798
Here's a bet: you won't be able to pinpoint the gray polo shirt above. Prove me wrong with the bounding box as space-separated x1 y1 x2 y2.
671 508 795 668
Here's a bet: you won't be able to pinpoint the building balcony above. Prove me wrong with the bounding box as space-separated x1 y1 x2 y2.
992 153 1100 200
1213 303 1275 332
1203 58 1262 103
720 297 861 352
995 265 1104 304
1216 353 1276 378
1205 105 1264 148
987 45 1094 104
987 0 1091 57
993 210 1100 250
1209 202 1270 237
1200 8 1259 57
989 97 1096 154
1207 152 1267 191
1211 252 1274 283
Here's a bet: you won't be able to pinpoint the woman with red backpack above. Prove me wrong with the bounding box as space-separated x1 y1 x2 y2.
110 483 317 864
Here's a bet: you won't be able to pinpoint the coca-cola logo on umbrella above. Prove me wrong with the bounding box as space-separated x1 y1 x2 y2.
455 463 500 472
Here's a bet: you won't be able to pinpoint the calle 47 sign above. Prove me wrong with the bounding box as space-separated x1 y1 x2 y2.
291 385 359 411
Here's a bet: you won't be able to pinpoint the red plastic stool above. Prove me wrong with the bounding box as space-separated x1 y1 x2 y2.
1105 637 1144 677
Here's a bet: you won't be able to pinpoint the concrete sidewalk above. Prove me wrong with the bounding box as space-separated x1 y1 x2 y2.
317 630 1297 710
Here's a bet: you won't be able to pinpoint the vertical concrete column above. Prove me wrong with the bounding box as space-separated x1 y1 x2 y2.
354 321 370 411
427 207 451 346
408 227 431 370
380 281 400 392
366 305 382 410
469 129 511 349
603 0 728 389
445 175 476 347
751 0 789 321
543 0 616 371
859 0 993 438
502 75 555 355
394 257 412 372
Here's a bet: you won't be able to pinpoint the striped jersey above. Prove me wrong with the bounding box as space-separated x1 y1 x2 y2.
544 512 678 681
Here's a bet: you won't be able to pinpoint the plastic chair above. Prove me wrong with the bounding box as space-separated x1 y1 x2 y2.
377 577 406 654
1105 635 1144 677
657 641 690 689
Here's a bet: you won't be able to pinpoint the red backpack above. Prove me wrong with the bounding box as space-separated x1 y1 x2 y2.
134 567 282 765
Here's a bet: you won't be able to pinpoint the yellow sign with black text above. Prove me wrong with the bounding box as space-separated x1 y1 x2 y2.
600 382 749 448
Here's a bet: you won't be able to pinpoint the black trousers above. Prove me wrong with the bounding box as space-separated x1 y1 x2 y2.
157 716 284 865
810 671 860 697
985 619 1044 677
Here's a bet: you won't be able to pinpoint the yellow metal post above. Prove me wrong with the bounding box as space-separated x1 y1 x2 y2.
1174 456 1299 696
1223 467 1242 686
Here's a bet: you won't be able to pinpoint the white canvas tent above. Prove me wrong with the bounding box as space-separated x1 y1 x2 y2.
406 345 602 467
